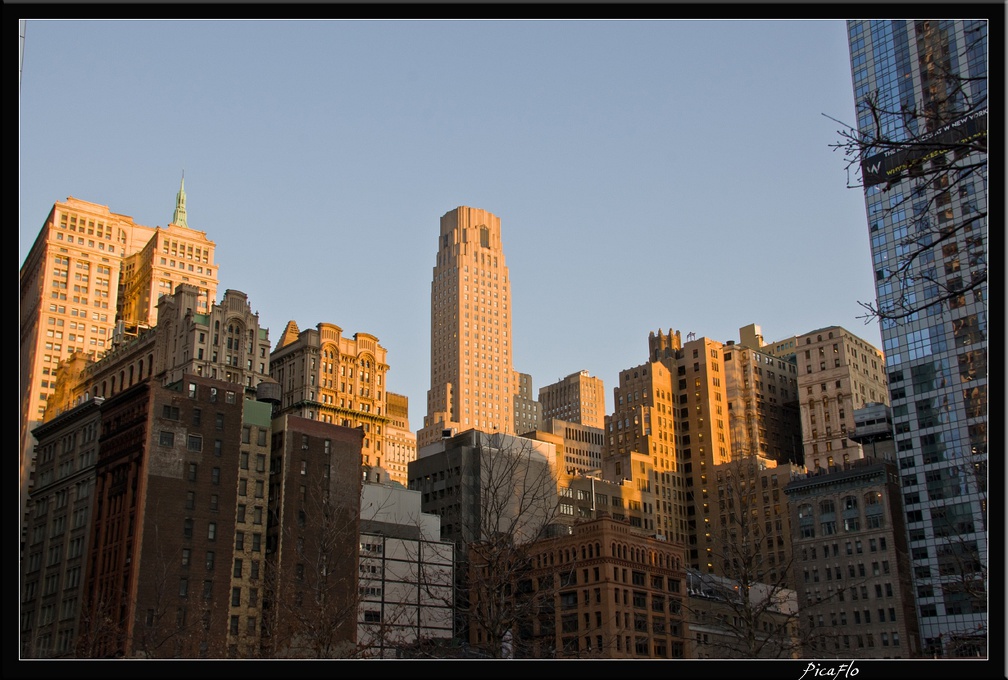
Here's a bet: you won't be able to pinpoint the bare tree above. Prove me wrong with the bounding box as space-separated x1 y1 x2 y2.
74 593 125 658
458 432 563 659
826 23 987 324
130 538 191 658
689 454 807 659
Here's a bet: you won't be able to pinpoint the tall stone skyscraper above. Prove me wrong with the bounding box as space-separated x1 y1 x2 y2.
846 20 988 658
418 206 515 448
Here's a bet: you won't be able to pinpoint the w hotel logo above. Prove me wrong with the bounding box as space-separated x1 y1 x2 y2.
860 109 987 188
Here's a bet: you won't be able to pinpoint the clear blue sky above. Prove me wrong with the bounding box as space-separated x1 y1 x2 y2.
18 18 883 421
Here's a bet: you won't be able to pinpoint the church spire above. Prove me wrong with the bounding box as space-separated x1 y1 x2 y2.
172 172 188 228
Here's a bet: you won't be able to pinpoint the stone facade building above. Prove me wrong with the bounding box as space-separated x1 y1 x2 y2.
793 326 888 472
539 370 606 430
785 458 921 657
270 320 390 470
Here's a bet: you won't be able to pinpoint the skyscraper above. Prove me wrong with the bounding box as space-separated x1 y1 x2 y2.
419 206 516 448
846 20 988 658
20 197 152 523
19 180 220 535
117 178 218 331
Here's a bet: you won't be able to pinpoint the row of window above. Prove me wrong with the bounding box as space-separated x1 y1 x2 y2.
52 231 117 252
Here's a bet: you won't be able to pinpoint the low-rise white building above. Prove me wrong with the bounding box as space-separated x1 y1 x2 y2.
358 476 455 657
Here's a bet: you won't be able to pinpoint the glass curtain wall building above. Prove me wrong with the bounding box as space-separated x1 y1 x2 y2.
846 20 988 658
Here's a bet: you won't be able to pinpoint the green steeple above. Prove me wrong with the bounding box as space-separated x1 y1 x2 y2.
172 172 188 228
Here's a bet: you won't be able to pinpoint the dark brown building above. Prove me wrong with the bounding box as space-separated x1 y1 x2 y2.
80 375 245 658
262 414 363 658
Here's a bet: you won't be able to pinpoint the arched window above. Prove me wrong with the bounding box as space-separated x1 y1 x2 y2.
480 226 490 248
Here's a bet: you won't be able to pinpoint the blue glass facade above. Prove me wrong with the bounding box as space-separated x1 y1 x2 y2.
847 20 988 658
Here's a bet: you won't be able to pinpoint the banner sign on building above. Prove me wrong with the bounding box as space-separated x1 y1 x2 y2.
860 108 987 187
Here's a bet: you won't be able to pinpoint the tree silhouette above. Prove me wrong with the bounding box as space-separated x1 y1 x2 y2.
687 454 806 658
444 432 562 658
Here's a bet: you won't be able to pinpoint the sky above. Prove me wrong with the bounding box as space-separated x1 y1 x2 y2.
18 16 885 423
